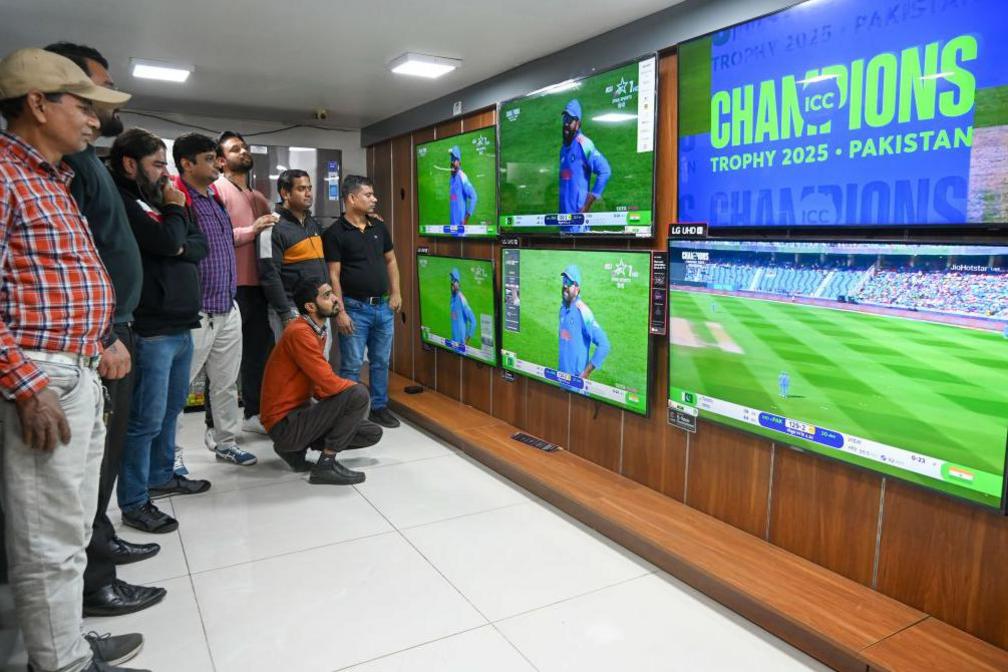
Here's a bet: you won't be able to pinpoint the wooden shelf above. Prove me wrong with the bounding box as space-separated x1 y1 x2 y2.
389 373 1008 672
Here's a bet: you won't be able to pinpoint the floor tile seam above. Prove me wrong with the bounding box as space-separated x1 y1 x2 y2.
490 571 657 626
489 622 543 672
326 622 492 672
395 500 534 533
172 505 220 672
184 528 399 578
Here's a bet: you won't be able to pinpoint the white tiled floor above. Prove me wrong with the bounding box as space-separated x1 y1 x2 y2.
4 413 833 672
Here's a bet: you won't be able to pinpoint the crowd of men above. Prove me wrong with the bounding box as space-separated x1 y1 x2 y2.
0 43 401 672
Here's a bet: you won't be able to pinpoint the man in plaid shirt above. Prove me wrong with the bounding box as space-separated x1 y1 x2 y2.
0 48 146 672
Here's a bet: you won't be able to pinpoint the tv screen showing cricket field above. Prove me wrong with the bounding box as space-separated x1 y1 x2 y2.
677 0 1008 227
667 240 1008 509
416 128 498 238
500 248 652 415
498 55 657 236
417 254 497 366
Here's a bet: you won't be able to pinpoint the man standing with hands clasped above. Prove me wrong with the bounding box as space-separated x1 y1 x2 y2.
323 175 401 429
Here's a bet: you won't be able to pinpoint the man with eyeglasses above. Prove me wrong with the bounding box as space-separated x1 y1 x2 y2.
0 47 147 672
44 41 167 622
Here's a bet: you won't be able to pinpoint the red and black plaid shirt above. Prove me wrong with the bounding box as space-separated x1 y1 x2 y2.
0 132 114 400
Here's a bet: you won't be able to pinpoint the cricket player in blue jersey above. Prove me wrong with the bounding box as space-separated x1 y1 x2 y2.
449 267 476 345
559 99 612 214
778 371 790 398
449 145 477 228
558 265 610 379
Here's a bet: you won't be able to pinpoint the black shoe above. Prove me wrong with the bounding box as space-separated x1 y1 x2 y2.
85 631 144 666
121 501 178 534
83 579 167 617
368 407 400 429
104 536 160 565
309 454 365 485
149 474 211 498
347 419 383 449
275 447 311 472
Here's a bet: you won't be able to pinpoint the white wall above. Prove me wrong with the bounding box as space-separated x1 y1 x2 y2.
115 109 365 176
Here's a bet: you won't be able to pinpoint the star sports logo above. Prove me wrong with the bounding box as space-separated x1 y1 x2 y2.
472 135 492 155
605 77 638 109
417 147 427 158
506 108 521 122
604 258 639 289
471 266 489 285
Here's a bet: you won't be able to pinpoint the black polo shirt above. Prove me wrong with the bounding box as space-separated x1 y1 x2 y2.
322 214 393 299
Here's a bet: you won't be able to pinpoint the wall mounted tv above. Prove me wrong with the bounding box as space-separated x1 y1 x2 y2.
416 128 498 238
498 55 657 236
677 0 1008 228
667 240 1008 510
417 253 498 366
500 248 652 415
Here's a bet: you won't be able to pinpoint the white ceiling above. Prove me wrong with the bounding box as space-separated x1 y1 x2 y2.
0 0 681 129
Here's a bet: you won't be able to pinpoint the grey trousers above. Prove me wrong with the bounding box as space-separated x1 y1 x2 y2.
1 359 105 672
268 384 376 455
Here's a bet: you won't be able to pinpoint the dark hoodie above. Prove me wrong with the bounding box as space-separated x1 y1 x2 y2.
111 169 208 336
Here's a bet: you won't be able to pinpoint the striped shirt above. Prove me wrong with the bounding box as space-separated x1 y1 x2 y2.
0 132 115 400
183 180 237 313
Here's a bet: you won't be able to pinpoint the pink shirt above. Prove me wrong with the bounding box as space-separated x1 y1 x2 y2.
214 175 272 286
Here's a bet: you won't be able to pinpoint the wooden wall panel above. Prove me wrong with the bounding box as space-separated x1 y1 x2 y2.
462 107 496 130
390 135 414 379
568 395 621 472
491 372 525 427
524 380 570 448
621 338 687 500
686 421 772 538
411 127 437 388
876 481 1008 649
769 447 882 587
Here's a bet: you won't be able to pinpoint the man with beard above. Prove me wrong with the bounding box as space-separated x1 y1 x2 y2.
558 99 611 215
260 278 381 484
448 267 476 346
43 42 166 620
213 131 277 435
557 265 609 381
448 145 476 230
109 128 210 533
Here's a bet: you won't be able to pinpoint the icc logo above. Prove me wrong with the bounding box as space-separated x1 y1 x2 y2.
799 74 842 127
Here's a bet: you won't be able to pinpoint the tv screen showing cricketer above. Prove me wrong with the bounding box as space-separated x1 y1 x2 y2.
668 239 1008 510
498 55 657 236
416 128 498 238
500 248 652 415
677 0 1008 228
417 253 498 366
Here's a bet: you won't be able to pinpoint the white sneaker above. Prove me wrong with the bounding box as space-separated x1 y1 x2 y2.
242 415 268 435
174 452 189 476
204 428 216 452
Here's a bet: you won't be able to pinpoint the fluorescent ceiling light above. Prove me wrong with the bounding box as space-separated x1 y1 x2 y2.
528 79 580 97
388 53 459 79
593 113 637 123
131 58 192 83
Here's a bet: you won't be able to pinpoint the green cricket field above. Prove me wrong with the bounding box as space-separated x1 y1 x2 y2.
417 255 496 365
416 128 497 236
498 60 654 221
669 289 1008 508
502 249 651 415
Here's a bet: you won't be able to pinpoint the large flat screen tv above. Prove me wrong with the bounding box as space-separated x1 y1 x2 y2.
667 240 1008 510
500 248 652 415
417 253 498 365
677 0 1008 228
498 55 657 237
416 128 498 238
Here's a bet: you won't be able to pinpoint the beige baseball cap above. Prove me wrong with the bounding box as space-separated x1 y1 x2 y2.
0 48 130 105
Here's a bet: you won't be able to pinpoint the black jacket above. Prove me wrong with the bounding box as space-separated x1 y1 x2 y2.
112 170 208 336
257 206 328 319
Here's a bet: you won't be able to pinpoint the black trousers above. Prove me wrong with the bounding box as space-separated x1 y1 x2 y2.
83 323 134 595
268 384 374 455
204 285 273 427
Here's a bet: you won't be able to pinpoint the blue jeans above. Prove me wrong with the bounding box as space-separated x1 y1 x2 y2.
117 332 193 512
339 297 394 410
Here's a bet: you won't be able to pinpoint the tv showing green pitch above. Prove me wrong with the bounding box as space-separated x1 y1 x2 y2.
416 128 497 238
501 248 651 415
498 55 656 236
667 240 1008 510
417 253 497 365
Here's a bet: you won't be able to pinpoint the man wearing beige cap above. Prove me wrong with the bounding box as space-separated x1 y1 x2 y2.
0 48 146 672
